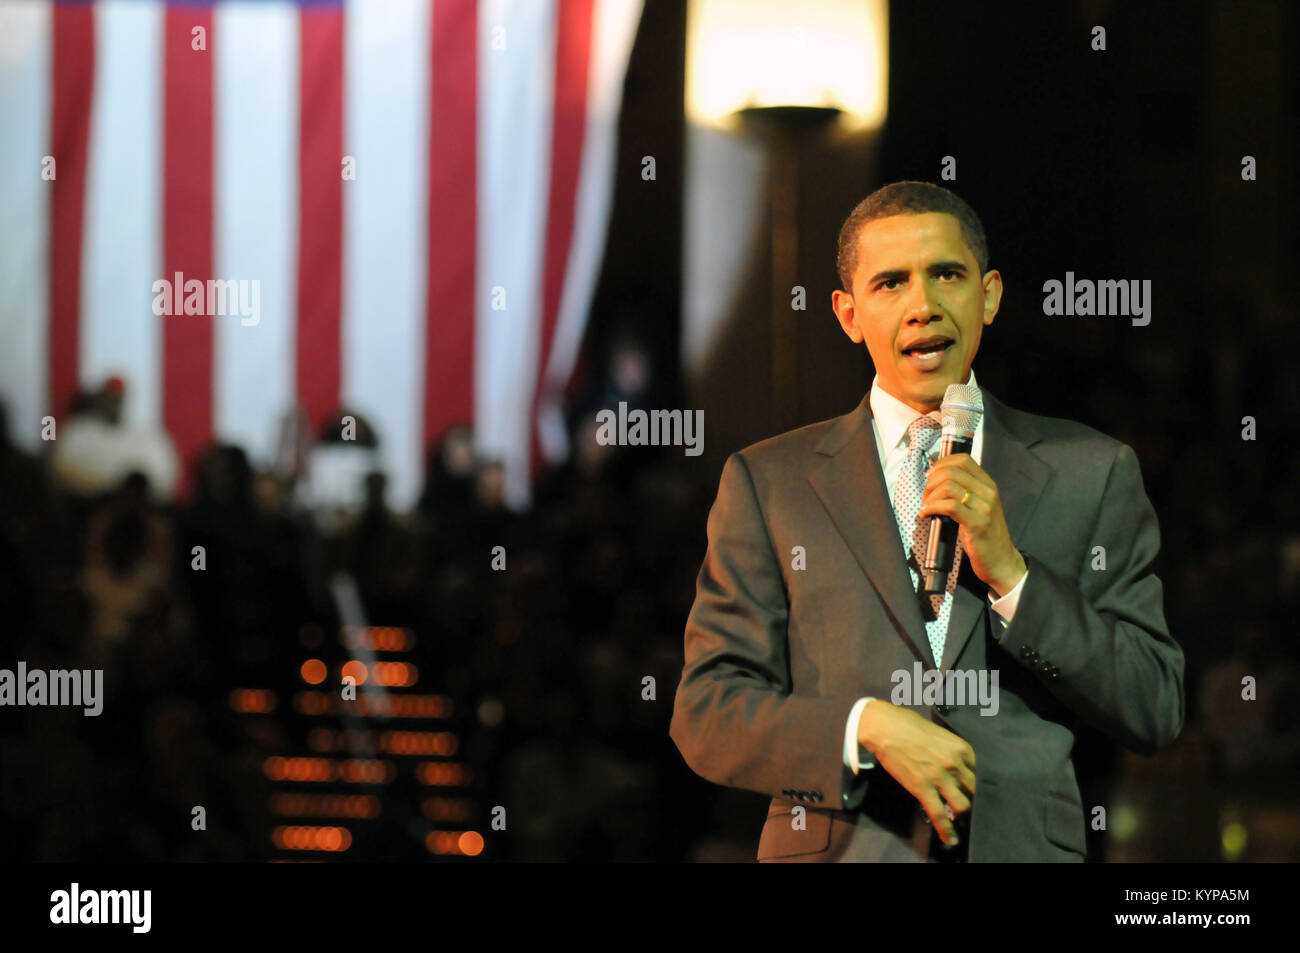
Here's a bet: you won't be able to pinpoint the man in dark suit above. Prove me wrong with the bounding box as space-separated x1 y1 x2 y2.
669 181 1185 862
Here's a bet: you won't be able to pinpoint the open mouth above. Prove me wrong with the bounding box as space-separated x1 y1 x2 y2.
901 339 955 369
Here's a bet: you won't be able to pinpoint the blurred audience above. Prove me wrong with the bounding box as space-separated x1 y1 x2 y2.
50 376 178 501
1 333 1296 861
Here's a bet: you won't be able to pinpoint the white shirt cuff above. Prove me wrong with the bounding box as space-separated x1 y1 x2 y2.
988 566 1028 625
844 696 877 774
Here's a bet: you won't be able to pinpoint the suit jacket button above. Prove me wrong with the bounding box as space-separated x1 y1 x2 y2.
936 704 952 715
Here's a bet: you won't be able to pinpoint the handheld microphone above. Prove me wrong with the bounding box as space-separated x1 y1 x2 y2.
920 383 984 593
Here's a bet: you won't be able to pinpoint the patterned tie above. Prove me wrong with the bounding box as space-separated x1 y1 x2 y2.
893 414 964 669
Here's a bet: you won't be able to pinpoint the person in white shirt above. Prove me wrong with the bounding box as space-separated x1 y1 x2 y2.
670 181 1184 862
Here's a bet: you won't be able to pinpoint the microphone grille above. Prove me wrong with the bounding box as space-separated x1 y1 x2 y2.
940 383 983 438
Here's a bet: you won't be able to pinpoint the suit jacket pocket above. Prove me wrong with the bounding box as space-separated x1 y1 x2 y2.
1042 790 1086 857
757 802 833 861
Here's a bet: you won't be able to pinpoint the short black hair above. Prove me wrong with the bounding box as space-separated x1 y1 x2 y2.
835 181 989 291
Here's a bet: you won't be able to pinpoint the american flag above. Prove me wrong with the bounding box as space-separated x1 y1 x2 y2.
0 0 643 508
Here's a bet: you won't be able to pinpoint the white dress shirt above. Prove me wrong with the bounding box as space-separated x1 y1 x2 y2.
842 367 1029 774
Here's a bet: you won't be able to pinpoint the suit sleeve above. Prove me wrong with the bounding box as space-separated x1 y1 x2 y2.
997 442 1185 753
669 452 866 808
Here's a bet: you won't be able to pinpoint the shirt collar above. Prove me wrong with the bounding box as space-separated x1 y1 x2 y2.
870 367 979 454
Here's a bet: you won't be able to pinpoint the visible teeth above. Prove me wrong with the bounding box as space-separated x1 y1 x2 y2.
909 347 945 364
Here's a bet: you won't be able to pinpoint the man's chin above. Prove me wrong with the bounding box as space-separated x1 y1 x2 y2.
880 370 967 410
905 373 952 396
901 378 958 410
911 366 971 395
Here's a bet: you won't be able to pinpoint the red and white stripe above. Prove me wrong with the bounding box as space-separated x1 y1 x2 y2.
0 0 642 509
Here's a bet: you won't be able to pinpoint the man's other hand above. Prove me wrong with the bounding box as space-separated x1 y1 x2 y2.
857 700 976 846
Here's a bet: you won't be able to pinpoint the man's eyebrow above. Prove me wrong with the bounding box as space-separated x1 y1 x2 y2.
867 261 968 284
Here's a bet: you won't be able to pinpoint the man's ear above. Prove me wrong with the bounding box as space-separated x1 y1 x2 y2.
981 269 1003 327
831 288 863 343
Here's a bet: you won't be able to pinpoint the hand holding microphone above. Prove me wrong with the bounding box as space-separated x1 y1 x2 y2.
917 384 1026 597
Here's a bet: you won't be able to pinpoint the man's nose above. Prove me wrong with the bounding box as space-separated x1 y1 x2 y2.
904 282 941 321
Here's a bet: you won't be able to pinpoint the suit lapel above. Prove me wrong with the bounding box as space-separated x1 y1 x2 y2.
939 390 1052 672
808 395 932 667
808 388 1053 673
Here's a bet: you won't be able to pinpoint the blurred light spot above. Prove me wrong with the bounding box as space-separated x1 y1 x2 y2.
301 659 327 685
271 794 381 819
272 825 353 852
367 626 414 651
229 688 277 713
1110 804 1140 841
416 762 473 787
294 691 332 716
423 830 483 856
1222 822 1248 860
381 731 459 756
372 661 418 687
264 757 337 782
341 660 368 685
339 759 395 784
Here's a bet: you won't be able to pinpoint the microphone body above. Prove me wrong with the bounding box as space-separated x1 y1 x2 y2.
920 433 972 593
919 384 984 594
